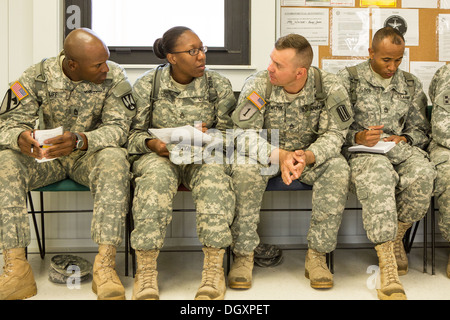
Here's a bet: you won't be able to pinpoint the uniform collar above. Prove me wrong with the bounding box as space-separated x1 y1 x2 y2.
270 68 316 105
362 60 410 96
159 64 208 98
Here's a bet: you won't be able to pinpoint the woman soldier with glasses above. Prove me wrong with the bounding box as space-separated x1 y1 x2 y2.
127 26 236 300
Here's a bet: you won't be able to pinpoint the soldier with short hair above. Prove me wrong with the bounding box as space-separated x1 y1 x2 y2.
428 64 450 279
229 34 352 290
127 26 236 300
0 28 134 300
337 27 436 300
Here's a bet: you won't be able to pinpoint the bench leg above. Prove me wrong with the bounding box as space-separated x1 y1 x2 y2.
27 192 45 259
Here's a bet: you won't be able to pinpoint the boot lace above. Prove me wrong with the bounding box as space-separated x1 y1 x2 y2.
138 252 158 290
200 250 221 290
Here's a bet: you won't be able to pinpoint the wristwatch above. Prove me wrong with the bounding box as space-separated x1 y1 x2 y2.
74 132 84 150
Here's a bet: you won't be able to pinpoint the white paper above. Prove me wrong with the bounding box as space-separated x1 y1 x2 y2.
330 0 355 6
348 141 396 154
282 0 305 5
402 0 437 8
410 61 446 104
331 8 370 56
399 48 410 72
312 46 319 68
322 59 366 74
34 126 64 163
372 9 419 46
280 8 329 46
305 0 331 6
282 0 354 5
149 125 216 146
438 14 450 61
442 0 450 9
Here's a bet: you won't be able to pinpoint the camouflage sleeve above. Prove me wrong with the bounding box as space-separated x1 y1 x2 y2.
210 71 236 132
401 72 430 149
127 71 154 156
429 65 450 149
84 65 135 154
204 71 236 153
230 71 276 164
336 67 360 146
305 71 352 167
0 65 40 151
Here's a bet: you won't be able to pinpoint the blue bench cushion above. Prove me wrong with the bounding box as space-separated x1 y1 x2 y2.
265 176 312 191
33 179 90 192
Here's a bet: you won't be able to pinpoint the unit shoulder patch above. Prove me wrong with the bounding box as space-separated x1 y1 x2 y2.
239 103 258 121
0 89 21 117
122 93 136 111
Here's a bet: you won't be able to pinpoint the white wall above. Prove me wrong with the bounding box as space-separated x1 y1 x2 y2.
2 0 440 253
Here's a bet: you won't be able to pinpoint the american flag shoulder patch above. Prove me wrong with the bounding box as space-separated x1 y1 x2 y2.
10 81 29 101
247 91 266 110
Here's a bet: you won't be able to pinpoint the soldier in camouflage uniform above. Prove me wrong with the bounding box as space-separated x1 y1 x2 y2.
337 27 436 300
0 29 134 300
127 27 236 300
428 64 450 279
229 34 352 290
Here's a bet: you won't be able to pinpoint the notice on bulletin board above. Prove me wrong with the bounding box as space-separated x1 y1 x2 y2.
360 0 396 6
280 8 330 46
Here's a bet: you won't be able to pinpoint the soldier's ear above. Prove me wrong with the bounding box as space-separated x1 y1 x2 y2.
67 59 78 71
296 67 307 80
167 53 176 65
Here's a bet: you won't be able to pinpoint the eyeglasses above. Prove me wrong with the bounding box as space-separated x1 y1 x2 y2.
170 46 208 56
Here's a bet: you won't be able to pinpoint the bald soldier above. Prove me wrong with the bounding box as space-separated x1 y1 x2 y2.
0 28 134 300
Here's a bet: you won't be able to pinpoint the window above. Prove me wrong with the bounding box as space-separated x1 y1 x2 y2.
64 0 250 65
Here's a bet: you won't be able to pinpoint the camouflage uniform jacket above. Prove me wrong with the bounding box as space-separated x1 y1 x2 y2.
337 60 430 154
428 64 450 151
231 68 352 167
127 64 235 156
0 51 135 156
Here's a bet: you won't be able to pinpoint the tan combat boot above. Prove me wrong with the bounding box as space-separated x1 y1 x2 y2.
132 249 159 300
393 221 413 275
228 253 254 289
0 248 37 300
195 247 226 300
305 248 333 289
375 241 407 300
92 244 125 300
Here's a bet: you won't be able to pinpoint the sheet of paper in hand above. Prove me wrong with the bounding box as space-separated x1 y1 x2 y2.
149 125 215 146
348 141 396 154
34 126 64 163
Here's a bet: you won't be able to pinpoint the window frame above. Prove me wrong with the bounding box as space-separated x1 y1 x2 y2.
64 0 250 65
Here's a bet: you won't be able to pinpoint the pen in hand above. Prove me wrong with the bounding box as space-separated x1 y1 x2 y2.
356 125 384 147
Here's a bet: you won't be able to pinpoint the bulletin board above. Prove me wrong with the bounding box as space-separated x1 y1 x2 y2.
277 0 450 68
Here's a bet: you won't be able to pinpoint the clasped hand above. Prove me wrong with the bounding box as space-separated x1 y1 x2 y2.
275 149 307 186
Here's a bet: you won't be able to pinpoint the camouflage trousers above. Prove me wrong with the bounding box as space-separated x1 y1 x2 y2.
430 145 450 242
130 152 235 250
0 147 131 250
228 155 350 255
349 148 436 244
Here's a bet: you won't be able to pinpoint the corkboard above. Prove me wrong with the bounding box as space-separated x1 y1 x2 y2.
279 1 450 67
